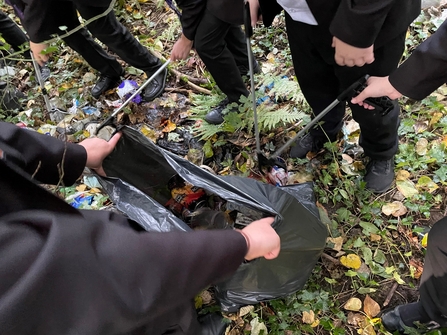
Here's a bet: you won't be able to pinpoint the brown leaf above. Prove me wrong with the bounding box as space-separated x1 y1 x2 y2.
347 312 366 326
363 295 380 318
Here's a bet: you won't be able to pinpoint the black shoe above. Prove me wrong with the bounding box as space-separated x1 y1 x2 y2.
364 158 395 193
199 313 227 335
289 133 326 158
205 98 238 125
238 59 261 76
381 305 408 334
142 66 167 102
91 75 120 99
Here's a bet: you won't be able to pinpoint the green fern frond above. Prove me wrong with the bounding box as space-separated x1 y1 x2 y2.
258 106 310 131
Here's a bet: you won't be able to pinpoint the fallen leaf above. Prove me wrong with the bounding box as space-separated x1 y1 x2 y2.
250 317 268 335
327 236 344 251
361 324 376 335
76 184 87 192
395 169 411 181
429 112 443 127
417 176 439 193
396 179 418 198
340 254 362 270
162 120 177 133
363 295 380 318
381 201 407 217
344 297 362 311
302 310 315 324
347 312 366 326
370 234 381 242
239 305 254 317
200 290 212 305
415 138 429 156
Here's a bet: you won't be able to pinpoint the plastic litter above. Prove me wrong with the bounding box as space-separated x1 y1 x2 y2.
117 80 142 104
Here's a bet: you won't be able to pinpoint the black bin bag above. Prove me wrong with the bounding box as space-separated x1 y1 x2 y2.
99 126 328 312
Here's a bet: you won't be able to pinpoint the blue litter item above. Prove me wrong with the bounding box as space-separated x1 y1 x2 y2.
70 194 94 209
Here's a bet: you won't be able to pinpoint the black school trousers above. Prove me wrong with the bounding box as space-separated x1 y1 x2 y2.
194 9 251 103
285 14 405 160
39 1 161 78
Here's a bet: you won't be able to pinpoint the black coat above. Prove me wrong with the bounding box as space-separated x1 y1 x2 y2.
259 0 421 48
0 122 247 334
389 19 447 100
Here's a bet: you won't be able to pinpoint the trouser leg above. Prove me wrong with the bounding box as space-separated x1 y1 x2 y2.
0 10 28 51
195 9 249 103
285 13 402 159
224 25 253 74
75 5 161 74
46 2 123 78
419 217 447 326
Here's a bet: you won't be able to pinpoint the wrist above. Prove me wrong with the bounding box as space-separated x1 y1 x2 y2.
238 229 252 260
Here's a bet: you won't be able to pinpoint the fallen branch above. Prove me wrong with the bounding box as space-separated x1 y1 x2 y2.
321 252 340 265
187 81 212 95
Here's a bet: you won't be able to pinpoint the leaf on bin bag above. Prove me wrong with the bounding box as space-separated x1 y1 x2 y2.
340 254 362 270
239 305 254 317
381 201 407 217
363 295 380 318
396 179 418 198
194 295 202 309
250 317 268 335
415 138 428 156
302 310 315 324
344 297 362 311
417 176 438 193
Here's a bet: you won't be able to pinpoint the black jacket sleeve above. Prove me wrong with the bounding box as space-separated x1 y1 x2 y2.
0 122 86 185
174 0 206 41
0 210 247 334
389 20 447 100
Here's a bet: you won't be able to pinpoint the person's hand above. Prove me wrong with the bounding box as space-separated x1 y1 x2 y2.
351 76 402 109
247 0 262 27
239 217 280 261
332 37 374 67
78 132 122 176
171 34 194 61
30 42 50 66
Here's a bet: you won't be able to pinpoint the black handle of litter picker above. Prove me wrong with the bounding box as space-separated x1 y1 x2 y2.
244 1 253 38
339 74 395 116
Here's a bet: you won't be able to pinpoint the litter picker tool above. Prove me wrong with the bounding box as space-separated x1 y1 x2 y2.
31 51 64 115
265 75 395 166
95 59 171 134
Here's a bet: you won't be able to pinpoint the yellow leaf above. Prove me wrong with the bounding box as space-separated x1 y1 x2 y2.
430 112 443 127
370 234 381 242
89 187 101 193
340 254 362 270
362 324 376 335
395 169 411 181
417 176 439 193
76 184 87 192
421 233 428 248
311 319 320 328
302 310 315 324
194 295 202 309
396 179 418 198
363 295 380 318
162 120 177 133
344 297 362 311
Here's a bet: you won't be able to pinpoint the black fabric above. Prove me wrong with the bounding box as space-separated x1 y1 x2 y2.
389 19 447 100
194 9 249 103
15 0 161 77
0 121 248 335
284 15 406 160
399 302 431 326
258 0 421 49
419 217 447 326
0 10 29 56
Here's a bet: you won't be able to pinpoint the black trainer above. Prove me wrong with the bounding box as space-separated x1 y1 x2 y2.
91 75 120 99
205 98 240 125
142 66 167 102
364 158 395 193
289 133 326 158
238 59 261 77
381 302 433 334
381 305 408 334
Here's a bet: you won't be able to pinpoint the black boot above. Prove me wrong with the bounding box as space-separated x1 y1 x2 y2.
289 133 327 158
91 75 121 99
142 66 167 102
382 302 431 334
205 98 241 125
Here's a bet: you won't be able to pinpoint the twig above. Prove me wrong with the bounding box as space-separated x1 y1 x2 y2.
383 282 399 307
170 68 208 85
321 252 340 265
187 81 212 95
164 87 191 95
